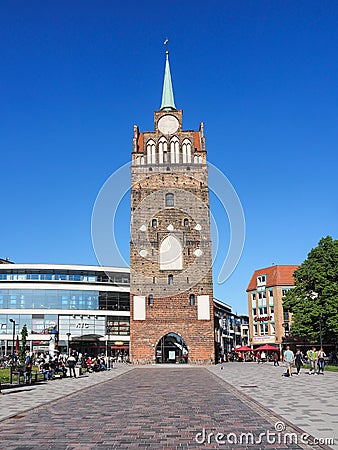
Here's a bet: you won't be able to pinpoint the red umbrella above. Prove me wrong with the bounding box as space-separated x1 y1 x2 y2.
234 346 252 352
255 344 279 351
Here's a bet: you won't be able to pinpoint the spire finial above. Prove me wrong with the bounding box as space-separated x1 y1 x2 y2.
160 38 176 111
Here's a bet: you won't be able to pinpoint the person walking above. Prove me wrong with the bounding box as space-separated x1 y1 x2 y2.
295 349 303 375
317 348 326 374
307 347 318 375
283 345 294 377
273 351 280 366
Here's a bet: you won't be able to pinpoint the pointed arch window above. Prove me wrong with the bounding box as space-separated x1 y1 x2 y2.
168 274 173 285
148 294 154 306
183 218 189 227
152 219 157 228
170 137 179 163
182 139 191 164
160 235 183 271
189 294 195 306
146 140 156 164
158 137 167 164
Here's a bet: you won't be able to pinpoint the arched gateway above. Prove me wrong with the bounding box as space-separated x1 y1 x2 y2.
155 333 188 364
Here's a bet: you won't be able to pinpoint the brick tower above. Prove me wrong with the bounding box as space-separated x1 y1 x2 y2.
130 48 214 364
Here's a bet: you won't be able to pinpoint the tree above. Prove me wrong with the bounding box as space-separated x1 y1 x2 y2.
19 324 28 363
283 236 338 344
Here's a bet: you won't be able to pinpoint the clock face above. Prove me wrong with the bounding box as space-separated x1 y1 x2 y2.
158 115 179 134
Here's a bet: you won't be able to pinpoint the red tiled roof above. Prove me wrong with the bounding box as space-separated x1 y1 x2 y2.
246 265 299 291
194 132 200 150
137 133 144 153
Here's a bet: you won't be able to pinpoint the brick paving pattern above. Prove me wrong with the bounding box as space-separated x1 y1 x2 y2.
0 367 317 449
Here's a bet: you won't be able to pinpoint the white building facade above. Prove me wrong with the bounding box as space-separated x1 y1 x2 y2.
0 264 130 357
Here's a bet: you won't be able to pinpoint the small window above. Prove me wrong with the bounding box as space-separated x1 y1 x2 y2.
153 277 157 284
148 294 153 306
168 274 173 285
165 193 174 207
152 219 157 228
183 218 189 227
189 294 195 306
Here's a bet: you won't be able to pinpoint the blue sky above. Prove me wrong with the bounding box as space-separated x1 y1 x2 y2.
1 1 337 314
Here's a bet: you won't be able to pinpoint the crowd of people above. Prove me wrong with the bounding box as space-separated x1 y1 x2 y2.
0 350 118 384
282 346 332 377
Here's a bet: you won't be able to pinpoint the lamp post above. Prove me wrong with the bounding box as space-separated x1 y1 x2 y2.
9 319 16 357
66 332 71 356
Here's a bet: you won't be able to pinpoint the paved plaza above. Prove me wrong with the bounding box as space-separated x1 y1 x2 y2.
0 363 336 449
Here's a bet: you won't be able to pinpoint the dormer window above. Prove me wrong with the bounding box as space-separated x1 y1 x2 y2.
257 275 267 287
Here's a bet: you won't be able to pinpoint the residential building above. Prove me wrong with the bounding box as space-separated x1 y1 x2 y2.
246 265 298 348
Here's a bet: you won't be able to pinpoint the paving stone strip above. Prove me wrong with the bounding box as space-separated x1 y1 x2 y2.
0 367 330 450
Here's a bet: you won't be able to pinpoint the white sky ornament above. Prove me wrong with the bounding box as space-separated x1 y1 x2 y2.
139 250 148 258
194 224 202 231
139 225 147 232
194 249 203 257
167 224 174 231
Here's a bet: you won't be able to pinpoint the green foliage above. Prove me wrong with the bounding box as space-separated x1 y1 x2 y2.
19 324 28 363
283 236 338 344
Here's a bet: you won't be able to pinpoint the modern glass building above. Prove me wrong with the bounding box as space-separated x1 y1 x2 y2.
0 263 130 357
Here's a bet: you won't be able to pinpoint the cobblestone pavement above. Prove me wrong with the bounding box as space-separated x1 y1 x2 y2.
208 363 338 450
0 366 332 450
0 364 134 421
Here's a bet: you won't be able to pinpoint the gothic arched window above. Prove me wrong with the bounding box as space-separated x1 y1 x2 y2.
158 137 167 164
182 139 191 164
146 139 156 164
189 294 195 306
170 137 179 163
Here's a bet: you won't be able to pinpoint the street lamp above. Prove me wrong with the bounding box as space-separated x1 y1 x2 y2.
9 319 15 356
66 332 71 356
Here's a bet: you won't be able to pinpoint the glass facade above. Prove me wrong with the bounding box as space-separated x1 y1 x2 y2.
0 313 58 335
0 289 99 310
0 270 130 285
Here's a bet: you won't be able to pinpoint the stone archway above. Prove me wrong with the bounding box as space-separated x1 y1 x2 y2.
155 332 188 364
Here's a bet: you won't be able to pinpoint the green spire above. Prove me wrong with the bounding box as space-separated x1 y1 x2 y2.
160 50 176 110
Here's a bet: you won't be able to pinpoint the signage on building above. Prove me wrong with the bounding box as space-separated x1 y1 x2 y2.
59 315 105 336
252 336 276 344
253 316 272 323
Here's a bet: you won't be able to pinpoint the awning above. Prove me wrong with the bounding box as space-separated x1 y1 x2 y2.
111 345 129 350
71 334 103 341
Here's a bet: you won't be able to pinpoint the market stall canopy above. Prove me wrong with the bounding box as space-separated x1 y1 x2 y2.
255 344 279 351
